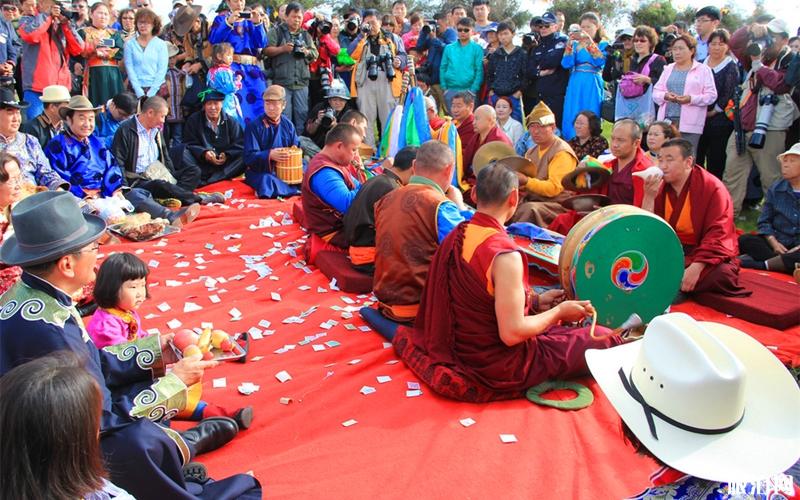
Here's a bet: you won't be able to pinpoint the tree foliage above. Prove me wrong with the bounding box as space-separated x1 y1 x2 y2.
630 1 679 31
551 0 626 28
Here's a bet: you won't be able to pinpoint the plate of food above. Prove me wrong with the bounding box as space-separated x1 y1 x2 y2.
169 328 247 362
108 213 178 241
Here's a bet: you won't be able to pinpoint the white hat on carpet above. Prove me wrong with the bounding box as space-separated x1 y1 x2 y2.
585 312 800 482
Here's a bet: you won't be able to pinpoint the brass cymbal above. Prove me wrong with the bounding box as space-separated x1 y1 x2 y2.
472 141 517 175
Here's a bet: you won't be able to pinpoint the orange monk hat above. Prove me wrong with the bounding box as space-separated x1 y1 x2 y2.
525 101 556 128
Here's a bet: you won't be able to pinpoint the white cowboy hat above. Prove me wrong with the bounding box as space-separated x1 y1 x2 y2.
777 142 800 161
585 312 800 483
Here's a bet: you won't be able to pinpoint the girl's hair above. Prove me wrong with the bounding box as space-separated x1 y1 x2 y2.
134 7 162 36
94 252 150 309
579 12 606 43
575 110 602 137
211 42 234 64
0 152 20 183
647 120 680 140
0 352 106 500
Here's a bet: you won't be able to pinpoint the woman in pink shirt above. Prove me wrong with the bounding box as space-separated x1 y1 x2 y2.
652 34 717 155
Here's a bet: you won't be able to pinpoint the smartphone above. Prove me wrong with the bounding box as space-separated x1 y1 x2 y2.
99 38 115 48
239 11 251 19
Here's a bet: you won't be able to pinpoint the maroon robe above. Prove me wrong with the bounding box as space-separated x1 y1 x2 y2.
461 124 513 185
654 165 750 296
392 212 622 402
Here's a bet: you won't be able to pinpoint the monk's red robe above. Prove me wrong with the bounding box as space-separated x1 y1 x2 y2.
549 149 651 234
654 165 749 296
461 125 513 185
392 212 622 403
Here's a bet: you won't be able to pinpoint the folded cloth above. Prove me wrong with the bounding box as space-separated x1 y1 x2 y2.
507 222 565 244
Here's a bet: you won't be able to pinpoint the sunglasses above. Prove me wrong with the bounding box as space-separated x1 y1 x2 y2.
457 28 471 33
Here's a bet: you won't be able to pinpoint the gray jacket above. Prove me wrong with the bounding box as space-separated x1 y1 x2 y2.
267 24 318 89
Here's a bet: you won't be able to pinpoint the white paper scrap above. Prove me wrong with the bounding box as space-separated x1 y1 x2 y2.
209 294 221 304
166 319 182 329
271 292 281 301
183 302 202 313
360 386 376 395
460 418 476 428
275 370 292 383
342 419 358 427
212 378 227 388
500 434 518 443
376 375 392 384
156 302 171 312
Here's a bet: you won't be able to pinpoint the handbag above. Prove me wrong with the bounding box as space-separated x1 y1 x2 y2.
619 54 658 98
144 161 177 185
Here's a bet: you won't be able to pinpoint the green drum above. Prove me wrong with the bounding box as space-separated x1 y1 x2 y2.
558 205 684 328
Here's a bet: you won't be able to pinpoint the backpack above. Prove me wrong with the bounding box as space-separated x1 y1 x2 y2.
619 54 658 99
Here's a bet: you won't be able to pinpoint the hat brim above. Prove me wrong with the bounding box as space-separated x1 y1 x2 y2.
585 321 800 482
59 105 103 120
0 100 29 110
0 213 106 267
561 166 612 192
173 5 203 37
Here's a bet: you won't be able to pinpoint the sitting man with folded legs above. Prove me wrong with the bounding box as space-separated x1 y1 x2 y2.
390 163 622 402
0 192 259 499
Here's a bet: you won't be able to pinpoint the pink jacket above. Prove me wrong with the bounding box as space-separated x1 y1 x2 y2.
653 60 717 134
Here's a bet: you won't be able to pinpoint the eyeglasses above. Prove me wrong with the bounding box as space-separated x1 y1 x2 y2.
694 17 712 24
2 6 17 11
457 28 471 33
633 38 648 43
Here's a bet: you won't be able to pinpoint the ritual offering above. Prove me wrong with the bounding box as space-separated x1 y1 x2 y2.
170 327 246 361
561 156 612 192
108 213 177 241
274 146 303 185
558 205 683 328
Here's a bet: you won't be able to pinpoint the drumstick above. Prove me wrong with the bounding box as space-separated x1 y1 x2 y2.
589 310 598 338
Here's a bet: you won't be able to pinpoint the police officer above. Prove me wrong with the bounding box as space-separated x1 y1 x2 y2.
526 12 569 131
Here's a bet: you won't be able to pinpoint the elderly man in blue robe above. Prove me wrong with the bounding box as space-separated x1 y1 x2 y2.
244 84 302 198
44 95 199 226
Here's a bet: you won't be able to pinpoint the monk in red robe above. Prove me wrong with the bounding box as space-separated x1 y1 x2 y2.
452 92 477 183
391 163 623 402
462 105 512 184
642 138 750 297
550 119 652 234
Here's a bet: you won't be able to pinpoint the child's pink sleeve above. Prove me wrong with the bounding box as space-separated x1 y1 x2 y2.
86 310 131 349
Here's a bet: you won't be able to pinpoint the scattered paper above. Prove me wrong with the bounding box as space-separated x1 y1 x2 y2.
342 419 358 427
460 418 476 428
360 386 376 395
407 382 420 390
271 292 281 301
148 259 160 268
238 382 260 395
376 375 392 384
499 434 518 444
212 378 227 388
209 294 221 304
229 307 242 319
279 397 293 405
275 370 292 383
348 359 362 365
406 390 422 398
167 319 182 329
183 302 202 313
312 344 326 352
157 302 171 312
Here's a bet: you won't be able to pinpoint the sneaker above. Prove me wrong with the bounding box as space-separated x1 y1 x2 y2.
156 198 182 209
167 203 201 227
198 192 225 205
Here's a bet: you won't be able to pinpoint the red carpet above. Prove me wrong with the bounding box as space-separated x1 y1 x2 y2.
98 180 799 499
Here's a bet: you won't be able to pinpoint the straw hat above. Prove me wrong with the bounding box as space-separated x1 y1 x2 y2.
525 101 556 127
586 312 800 482
40 85 71 103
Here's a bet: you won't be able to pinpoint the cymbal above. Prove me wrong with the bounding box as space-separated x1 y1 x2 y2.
496 155 535 173
472 141 516 175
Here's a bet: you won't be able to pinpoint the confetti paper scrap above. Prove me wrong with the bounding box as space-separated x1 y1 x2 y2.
460 418 476 428
258 319 272 328
229 308 242 319
376 375 392 384
407 382 420 390
238 383 260 395
406 390 422 398
360 386 376 395
279 397 293 405
342 419 357 427
251 356 265 362
209 294 221 304
500 434 518 444
167 319 182 329
275 370 292 383
157 302 171 312
148 259 160 268
212 378 227 388
312 344 326 352
271 292 282 301
324 340 341 348
348 359 362 365
183 302 202 313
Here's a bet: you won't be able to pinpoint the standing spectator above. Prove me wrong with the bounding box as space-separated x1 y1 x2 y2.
160 42 188 146
486 21 526 123
448 5 467 29
526 12 569 133
696 29 738 179
567 110 608 159
494 96 524 146
790 36 799 54
0 87 68 191
653 34 717 154
72 0 88 28
307 14 341 111
415 12 456 115
610 26 665 123
0 1 18 89
693 5 721 63
18 0 84 120
440 17 483 113
561 13 607 140
348 9 406 147
209 0 268 125
1 1 20 28
264 2 317 132
724 19 798 216
402 13 422 51
117 7 135 42
603 27 635 82
471 0 496 41
644 120 680 163
391 0 410 35
20 84 69 149
170 5 209 119
123 8 167 101
95 91 137 148
337 10 360 89
79 2 125 107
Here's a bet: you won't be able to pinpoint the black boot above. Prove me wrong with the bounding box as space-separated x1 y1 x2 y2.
232 406 254 430
180 416 239 456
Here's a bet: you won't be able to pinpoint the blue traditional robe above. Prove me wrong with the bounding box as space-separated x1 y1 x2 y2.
0 273 261 499
209 14 269 124
244 114 300 198
44 130 124 198
95 108 123 149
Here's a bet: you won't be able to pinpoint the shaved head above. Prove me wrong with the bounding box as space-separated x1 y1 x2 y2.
474 105 498 136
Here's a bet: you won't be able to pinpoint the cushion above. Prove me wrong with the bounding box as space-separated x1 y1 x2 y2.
314 250 373 294
359 307 401 341
693 272 800 330
292 200 305 228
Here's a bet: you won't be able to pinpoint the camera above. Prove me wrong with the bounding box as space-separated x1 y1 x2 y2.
320 108 336 128
239 11 252 19
345 15 361 33
55 2 79 21
421 20 437 35
660 31 678 47
522 31 540 50
290 33 306 58
366 53 395 81
746 33 773 58
361 23 372 35
605 41 624 58
748 93 779 149
312 19 332 36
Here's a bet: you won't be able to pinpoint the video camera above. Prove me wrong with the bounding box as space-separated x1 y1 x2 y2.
366 53 395 81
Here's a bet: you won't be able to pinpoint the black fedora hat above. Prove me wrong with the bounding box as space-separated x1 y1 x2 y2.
0 191 106 267
0 87 28 110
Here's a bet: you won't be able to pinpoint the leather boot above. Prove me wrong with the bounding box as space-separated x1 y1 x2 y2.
180 416 239 456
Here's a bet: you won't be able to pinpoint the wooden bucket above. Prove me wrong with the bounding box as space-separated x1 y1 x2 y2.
275 146 303 184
